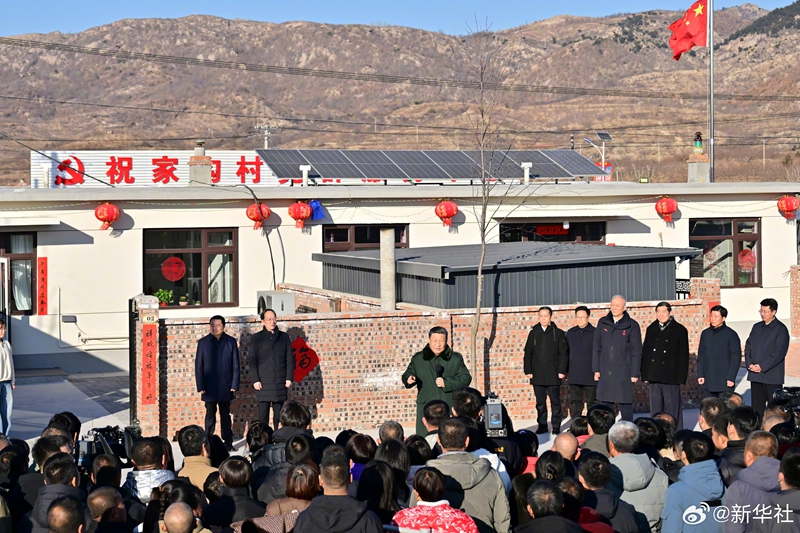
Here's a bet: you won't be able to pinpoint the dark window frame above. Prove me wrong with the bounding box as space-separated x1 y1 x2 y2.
0 232 37 316
499 222 606 244
689 217 761 289
322 224 409 253
143 228 239 308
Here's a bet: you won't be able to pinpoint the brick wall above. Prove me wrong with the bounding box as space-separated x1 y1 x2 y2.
276 283 429 313
791 266 800 340
137 279 720 437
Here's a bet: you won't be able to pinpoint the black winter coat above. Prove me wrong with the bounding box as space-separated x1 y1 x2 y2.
247 328 295 401
697 324 742 392
566 324 596 386
745 318 790 385
592 311 643 404
21 484 88 533
201 487 265 527
256 461 290 504
195 333 240 403
293 495 383 533
641 318 690 385
523 324 569 386
718 439 746 487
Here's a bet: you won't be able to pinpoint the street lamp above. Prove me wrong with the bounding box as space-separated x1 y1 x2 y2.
584 131 612 168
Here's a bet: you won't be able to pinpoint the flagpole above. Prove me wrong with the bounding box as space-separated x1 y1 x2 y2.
709 0 715 183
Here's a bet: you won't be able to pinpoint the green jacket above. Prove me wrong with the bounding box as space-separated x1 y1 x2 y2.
402 345 472 406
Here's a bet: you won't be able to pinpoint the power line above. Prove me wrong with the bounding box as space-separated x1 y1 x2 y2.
2 36 800 103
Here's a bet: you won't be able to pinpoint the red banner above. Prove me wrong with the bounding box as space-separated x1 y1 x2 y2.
292 337 320 383
535 225 568 236
37 258 48 315
141 324 157 405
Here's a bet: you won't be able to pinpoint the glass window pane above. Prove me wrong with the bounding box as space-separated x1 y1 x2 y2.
144 253 202 305
738 221 758 234
689 238 734 286
396 227 407 245
690 220 733 237
737 240 758 285
10 259 32 311
144 230 201 250
355 226 381 244
208 254 235 304
208 231 234 247
325 228 350 243
10 235 34 254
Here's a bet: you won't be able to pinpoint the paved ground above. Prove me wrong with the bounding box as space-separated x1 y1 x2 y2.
68 373 130 424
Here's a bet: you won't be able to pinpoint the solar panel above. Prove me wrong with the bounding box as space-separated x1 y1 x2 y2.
342 151 409 179
299 150 365 179
540 150 607 176
424 151 479 179
461 151 527 179
596 131 613 142
256 149 309 164
383 151 448 179
265 163 304 178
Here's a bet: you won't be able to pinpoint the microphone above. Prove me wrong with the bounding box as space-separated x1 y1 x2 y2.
435 363 444 378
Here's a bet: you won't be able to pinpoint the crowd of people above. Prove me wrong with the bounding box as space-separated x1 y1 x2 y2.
0 389 797 533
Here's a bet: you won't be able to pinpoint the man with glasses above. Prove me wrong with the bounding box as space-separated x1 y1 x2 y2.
745 298 789 419
247 309 295 431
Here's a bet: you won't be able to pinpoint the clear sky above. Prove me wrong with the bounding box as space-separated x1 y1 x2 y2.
0 1 791 37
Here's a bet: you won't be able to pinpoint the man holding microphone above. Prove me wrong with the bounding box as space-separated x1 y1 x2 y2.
402 326 472 436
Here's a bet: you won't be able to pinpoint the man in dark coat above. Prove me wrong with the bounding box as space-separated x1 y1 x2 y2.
402 326 472 436
641 302 690 430
195 315 240 450
524 307 569 435
592 296 642 422
745 298 790 420
697 304 741 398
247 309 295 430
566 305 597 419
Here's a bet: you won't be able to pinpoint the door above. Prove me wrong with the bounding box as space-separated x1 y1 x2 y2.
0 258 7 342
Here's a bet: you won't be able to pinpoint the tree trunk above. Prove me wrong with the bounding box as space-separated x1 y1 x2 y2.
469 239 487 386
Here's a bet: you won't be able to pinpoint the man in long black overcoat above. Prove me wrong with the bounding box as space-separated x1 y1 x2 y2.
247 309 295 430
196 315 240 449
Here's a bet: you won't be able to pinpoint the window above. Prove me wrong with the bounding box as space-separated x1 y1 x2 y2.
322 225 409 252
0 233 36 315
143 229 237 307
499 222 606 244
689 218 760 288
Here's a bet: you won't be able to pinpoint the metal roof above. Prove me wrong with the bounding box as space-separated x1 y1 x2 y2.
312 241 701 279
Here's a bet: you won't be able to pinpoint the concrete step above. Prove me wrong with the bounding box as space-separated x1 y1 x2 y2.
16 367 68 384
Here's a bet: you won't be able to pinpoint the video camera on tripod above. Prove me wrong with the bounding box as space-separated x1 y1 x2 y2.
483 392 508 438
772 387 800 413
75 425 136 472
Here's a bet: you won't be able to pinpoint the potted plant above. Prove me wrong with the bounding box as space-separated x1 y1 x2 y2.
154 289 173 307
179 295 188 307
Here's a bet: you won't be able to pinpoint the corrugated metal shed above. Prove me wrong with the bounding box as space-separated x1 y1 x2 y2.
312 242 701 308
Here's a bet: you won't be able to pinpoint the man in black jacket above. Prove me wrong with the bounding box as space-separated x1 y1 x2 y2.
566 306 597 419
719 406 761 487
641 302 690 430
524 307 569 435
257 433 315 503
251 401 314 487
745 298 790 419
201 457 265 527
515 481 583 533
697 305 741 398
247 309 295 430
20 453 89 533
593 296 642 422
19 436 71 511
294 452 382 533
577 452 646 533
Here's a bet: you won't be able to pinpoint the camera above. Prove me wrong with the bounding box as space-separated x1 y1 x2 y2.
483 392 508 438
75 425 135 471
773 387 800 412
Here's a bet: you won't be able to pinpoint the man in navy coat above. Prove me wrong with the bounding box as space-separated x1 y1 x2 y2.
745 298 790 420
196 315 240 450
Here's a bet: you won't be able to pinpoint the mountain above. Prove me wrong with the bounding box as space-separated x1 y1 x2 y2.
1 2 799 186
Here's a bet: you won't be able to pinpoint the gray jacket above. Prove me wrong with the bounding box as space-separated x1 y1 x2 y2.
423 452 510 533
724 456 781 533
757 489 800 533
609 452 669 530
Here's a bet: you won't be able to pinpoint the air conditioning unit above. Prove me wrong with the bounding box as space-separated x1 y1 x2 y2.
256 291 296 316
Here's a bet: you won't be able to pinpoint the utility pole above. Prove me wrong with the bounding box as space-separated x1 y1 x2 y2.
763 139 766 169
658 141 661 164
254 125 272 149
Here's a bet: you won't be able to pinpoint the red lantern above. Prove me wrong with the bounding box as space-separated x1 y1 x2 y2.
94 203 120 230
288 202 313 229
435 201 459 227
246 203 271 230
738 249 756 273
655 197 678 223
777 195 800 220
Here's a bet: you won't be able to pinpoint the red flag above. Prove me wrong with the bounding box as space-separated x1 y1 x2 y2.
668 0 708 60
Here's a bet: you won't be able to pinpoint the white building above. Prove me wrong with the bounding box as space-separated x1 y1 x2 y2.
1 148 797 373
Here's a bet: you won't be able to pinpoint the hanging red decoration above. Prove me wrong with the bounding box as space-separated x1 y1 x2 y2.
288 202 313 229
161 257 187 282
94 203 121 230
777 195 800 220
737 249 756 272
655 197 679 223
435 201 459 227
246 203 271 230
